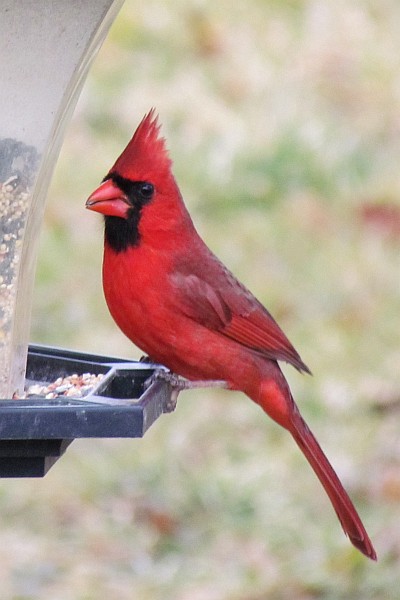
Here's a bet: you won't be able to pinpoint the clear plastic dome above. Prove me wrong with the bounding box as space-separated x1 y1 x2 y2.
0 0 124 398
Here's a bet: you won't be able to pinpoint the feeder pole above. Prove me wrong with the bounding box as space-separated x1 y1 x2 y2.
0 0 125 398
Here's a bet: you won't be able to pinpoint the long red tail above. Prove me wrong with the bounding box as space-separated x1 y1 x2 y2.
289 408 376 560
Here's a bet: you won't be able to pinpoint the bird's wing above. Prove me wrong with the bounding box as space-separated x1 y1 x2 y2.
169 265 310 374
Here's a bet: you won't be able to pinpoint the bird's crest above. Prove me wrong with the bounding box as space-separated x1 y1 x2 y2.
110 109 172 180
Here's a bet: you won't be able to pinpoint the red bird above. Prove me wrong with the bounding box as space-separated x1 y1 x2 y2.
86 110 376 560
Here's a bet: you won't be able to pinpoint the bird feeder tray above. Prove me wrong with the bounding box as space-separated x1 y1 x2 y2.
0 345 173 478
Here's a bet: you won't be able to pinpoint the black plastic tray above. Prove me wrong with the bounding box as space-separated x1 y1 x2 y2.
0 345 173 477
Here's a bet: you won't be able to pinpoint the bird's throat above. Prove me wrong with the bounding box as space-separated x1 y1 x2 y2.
104 212 141 253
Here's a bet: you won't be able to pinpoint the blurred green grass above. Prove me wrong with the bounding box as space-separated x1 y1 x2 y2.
3 0 400 598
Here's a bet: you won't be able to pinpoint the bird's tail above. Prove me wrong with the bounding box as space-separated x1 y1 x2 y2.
288 407 376 560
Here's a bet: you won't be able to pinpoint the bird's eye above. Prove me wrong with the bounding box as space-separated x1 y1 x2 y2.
139 182 154 201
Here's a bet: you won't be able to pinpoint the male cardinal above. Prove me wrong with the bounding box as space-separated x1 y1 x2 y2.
86 110 376 560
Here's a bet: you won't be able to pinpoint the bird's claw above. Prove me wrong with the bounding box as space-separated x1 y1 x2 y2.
144 369 180 389
144 369 185 413
139 354 153 363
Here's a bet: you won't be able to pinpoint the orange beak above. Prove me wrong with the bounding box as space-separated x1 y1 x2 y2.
85 179 130 218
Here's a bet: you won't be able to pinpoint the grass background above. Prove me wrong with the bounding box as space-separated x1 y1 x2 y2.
3 0 400 597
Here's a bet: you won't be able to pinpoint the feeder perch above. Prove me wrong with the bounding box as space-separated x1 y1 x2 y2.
0 1 174 476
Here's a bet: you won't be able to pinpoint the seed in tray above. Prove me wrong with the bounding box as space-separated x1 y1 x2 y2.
14 372 105 400
54 384 72 394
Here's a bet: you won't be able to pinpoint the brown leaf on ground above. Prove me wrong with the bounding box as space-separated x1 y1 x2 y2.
358 202 400 239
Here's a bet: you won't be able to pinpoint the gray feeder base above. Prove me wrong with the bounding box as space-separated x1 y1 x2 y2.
0 345 173 477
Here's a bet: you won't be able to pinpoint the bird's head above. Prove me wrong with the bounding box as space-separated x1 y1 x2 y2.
86 110 190 251
85 109 172 220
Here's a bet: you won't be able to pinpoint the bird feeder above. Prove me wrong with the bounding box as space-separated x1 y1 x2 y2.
0 1 173 477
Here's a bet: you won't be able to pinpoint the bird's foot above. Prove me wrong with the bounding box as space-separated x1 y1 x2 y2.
139 354 154 363
144 369 228 413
